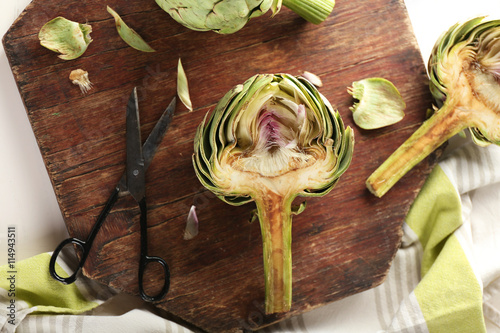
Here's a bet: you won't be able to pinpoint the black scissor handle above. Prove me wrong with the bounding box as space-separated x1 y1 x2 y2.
49 188 119 285
49 237 87 284
137 197 170 302
138 255 170 302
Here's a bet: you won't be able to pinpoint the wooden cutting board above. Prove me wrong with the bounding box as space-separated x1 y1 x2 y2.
3 0 439 331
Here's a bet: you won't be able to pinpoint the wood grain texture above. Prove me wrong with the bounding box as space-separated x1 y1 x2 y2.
3 0 439 331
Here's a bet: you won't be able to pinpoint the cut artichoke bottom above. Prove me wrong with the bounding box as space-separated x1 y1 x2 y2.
193 74 354 313
367 17 500 197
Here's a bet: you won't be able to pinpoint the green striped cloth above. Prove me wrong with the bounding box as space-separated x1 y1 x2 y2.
262 139 500 332
0 246 192 332
1 138 499 332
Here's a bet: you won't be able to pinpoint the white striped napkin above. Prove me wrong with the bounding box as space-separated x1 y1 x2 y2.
263 136 500 333
0 247 193 333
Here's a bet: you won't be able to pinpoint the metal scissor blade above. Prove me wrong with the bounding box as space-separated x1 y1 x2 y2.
142 97 176 170
126 87 146 202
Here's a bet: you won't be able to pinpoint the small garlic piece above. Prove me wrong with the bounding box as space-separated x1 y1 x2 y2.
302 71 323 87
69 69 92 94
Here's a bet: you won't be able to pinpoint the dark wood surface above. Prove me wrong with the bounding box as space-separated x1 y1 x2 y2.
3 0 438 331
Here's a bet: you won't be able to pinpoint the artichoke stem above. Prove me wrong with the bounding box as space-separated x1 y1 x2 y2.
366 102 465 197
282 0 335 24
254 191 294 314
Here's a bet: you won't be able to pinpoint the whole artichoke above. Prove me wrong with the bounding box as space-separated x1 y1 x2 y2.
367 17 500 197
193 73 354 313
156 0 335 34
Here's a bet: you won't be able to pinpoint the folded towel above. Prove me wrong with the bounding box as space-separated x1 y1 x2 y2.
262 137 500 333
0 247 191 333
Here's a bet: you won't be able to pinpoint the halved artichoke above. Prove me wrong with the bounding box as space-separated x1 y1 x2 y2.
367 17 500 197
193 73 354 313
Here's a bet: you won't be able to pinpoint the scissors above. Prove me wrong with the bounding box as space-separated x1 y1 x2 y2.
49 87 175 302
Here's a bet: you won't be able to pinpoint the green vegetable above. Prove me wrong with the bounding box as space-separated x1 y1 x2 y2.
107 6 156 52
193 73 354 313
155 0 335 34
38 17 92 60
348 78 405 130
366 17 500 197
177 58 193 111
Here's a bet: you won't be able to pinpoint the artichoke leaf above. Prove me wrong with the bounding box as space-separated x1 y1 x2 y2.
177 58 193 112
38 17 92 60
348 78 406 130
107 6 155 52
183 206 199 240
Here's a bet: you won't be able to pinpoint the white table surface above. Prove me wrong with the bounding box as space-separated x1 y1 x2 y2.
0 0 499 265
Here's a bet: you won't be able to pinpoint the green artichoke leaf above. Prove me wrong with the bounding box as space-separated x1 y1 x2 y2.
348 78 406 130
291 201 306 215
177 58 193 111
193 114 214 186
38 17 92 60
107 6 156 52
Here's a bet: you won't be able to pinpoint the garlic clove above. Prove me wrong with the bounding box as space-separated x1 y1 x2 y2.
69 69 93 94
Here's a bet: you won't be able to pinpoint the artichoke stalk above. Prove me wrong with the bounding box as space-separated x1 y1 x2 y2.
193 74 354 313
366 17 500 197
156 0 335 34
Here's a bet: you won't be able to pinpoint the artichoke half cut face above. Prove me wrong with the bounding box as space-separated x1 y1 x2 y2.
210 75 348 199
193 74 353 313
429 17 500 145
367 17 500 197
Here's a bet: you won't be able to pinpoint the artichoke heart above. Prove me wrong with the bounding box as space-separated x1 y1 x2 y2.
193 73 354 313
367 17 500 197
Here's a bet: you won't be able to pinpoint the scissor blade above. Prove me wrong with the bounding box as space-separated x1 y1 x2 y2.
126 87 146 202
143 97 176 170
